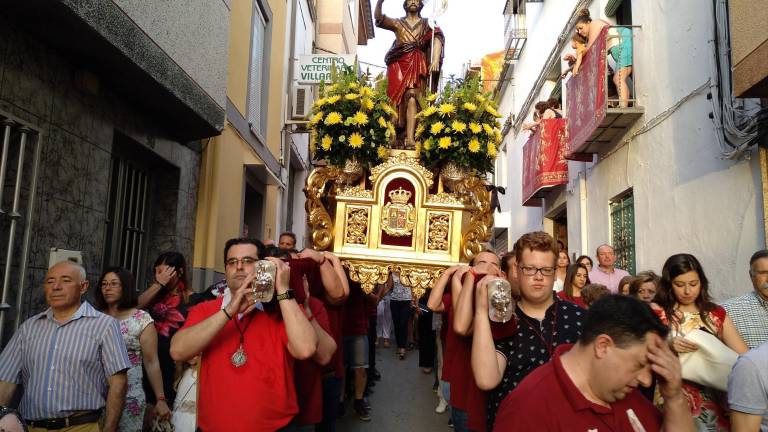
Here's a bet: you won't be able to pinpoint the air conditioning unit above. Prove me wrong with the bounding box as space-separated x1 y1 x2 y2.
291 85 313 120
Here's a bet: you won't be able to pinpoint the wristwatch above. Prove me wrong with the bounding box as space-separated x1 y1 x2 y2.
277 289 295 301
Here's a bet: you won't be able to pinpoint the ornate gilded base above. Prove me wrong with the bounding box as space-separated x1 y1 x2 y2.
305 149 493 299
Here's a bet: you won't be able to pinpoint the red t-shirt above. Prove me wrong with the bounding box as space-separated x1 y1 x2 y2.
184 299 296 432
343 281 368 336
441 292 456 384
557 290 587 308
493 344 662 432
467 320 518 432
295 298 332 426
324 304 345 378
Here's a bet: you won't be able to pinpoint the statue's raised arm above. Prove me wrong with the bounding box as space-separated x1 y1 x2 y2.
374 0 444 149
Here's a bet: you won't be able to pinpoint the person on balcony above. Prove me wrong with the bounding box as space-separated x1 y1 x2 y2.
562 33 588 79
575 9 633 108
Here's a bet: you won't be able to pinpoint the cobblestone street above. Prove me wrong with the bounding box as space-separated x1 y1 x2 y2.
339 344 450 431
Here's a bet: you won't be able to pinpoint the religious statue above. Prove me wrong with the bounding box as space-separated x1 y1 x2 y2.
375 0 445 149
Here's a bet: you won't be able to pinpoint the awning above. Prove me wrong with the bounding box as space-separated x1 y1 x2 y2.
605 0 624 17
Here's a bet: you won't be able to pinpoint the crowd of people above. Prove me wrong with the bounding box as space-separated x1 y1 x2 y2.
0 228 767 431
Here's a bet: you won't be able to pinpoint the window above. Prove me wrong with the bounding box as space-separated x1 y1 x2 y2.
247 4 268 135
103 143 154 285
610 191 635 274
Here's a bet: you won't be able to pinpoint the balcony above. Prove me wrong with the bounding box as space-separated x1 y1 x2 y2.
503 0 528 62
522 118 569 207
566 25 643 159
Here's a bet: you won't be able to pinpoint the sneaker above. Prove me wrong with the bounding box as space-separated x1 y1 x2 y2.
435 399 448 414
353 399 372 422
448 417 454 428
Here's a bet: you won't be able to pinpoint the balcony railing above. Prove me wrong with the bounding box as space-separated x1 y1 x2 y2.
503 1 527 62
565 25 643 158
522 118 569 207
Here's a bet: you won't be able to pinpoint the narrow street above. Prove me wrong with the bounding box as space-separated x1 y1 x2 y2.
339 344 450 431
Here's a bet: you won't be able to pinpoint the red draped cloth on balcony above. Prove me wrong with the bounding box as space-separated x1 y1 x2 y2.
522 118 569 206
566 26 609 158
382 18 444 124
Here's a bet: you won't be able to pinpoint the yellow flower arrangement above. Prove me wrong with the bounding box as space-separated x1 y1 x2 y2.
415 76 502 175
308 64 394 168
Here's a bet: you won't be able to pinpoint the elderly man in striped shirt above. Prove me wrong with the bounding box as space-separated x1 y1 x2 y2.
0 260 130 432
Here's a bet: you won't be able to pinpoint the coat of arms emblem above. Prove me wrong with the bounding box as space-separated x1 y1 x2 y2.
381 187 416 237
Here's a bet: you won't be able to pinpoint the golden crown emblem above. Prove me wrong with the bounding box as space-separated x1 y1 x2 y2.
388 187 412 204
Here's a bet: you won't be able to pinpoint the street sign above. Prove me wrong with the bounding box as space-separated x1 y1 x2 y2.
295 54 356 84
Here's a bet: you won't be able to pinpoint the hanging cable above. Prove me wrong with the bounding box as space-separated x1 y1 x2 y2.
710 0 768 159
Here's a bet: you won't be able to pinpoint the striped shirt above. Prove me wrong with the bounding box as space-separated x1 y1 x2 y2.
0 301 130 420
722 291 768 349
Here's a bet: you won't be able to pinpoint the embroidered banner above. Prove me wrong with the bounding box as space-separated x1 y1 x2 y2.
522 118 569 207
565 26 608 158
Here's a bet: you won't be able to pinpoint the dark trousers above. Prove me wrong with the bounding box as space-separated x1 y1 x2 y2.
368 315 377 372
389 300 412 349
418 309 436 368
316 376 341 432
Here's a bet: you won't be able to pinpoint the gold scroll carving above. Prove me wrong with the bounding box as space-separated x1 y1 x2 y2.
369 152 434 187
460 176 494 262
344 260 390 294
393 265 445 300
427 213 450 251
345 207 369 245
305 166 340 250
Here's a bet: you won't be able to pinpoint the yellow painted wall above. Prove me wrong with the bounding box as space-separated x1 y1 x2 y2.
227 0 253 115
265 0 287 157
193 125 264 273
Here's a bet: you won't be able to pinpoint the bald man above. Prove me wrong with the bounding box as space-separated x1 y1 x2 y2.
0 261 130 432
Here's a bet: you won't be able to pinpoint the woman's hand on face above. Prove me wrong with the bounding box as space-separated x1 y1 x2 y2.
670 336 699 354
155 265 177 286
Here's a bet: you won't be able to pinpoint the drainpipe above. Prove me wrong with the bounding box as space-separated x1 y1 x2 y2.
579 163 588 256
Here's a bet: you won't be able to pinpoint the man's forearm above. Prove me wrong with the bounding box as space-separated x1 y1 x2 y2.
103 373 127 432
170 311 228 361
319 261 344 302
427 270 453 311
282 300 318 360
471 312 503 390
374 0 384 21
453 276 475 336
661 394 695 432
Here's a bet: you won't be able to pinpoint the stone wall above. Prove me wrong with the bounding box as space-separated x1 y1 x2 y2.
0 18 200 340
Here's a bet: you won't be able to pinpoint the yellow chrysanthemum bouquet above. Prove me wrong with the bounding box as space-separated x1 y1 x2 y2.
308 65 396 168
415 76 502 175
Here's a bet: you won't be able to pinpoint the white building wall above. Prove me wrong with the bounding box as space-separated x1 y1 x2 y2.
496 0 765 300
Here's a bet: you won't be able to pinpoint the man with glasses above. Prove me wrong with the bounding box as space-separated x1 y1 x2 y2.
170 238 318 431
723 249 768 349
589 244 630 293
471 231 585 430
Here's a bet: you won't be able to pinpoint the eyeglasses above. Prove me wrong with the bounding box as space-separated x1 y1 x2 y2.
100 281 122 288
225 257 259 267
518 265 556 277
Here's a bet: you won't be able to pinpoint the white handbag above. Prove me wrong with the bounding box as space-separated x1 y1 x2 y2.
677 329 738 392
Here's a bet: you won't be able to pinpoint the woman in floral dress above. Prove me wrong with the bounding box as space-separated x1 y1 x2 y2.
137 251 192 419
97 267 170 431
654 253 748 431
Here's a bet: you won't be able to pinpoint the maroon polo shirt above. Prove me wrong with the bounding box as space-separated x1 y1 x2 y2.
295 298 332 426
493 344 662 432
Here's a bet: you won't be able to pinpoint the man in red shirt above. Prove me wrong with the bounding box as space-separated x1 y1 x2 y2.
170 238 318 431
342 276 375 422
494 295 694 432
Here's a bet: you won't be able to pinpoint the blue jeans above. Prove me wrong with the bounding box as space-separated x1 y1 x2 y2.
451 408 469 432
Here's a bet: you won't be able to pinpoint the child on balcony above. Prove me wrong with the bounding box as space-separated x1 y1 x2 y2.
561 33 587 79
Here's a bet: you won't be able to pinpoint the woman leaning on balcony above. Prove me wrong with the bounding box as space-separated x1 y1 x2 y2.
575 9 633 108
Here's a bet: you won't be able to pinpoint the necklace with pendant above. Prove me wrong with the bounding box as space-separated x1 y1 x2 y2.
230 313 254 368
